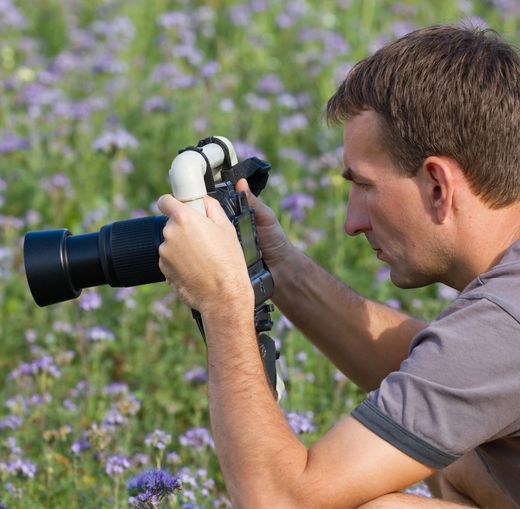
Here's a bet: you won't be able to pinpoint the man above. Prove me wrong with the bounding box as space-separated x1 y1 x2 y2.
157 25 520 508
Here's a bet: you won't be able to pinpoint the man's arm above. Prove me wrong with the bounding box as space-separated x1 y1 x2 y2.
204 310 436 509
270 247 427 391
235 180 427 391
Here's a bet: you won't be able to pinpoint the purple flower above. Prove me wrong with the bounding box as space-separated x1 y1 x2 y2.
179 427 214 450
286 411 315 434
279 148 307 165
151 298 173 319
228 5 251 26
92 16 135 45
0 415 22 430
0 0 27 29
71 436 90 455
63 399 77 411
115 287 137 308
200 61 220 78
386 299 401 310
132 453 151 467
437 284 459 301
275 314 293 333
219 98 235 112
92 127 138 153
25 329 38 343
245 93 271 111
102 408 127 428
87 325 115 342
166 451 181 465
183 366 207 384
41 173 73 197
150 63 179 82
143 96 172 113
103 382 129 397
295 351 307 363
280 192 315 221
145 429 172 450
9 458 37 479
376 266 391 282
276 13 294 29
158 11 190 29
79 290 102 310
492 0 520 15
232 141 266 160
0 132 30 153
257 74 284 95
127 469 182 507
28 393 52 406
10 355 61 380
279 113 308 134
105 455 131 477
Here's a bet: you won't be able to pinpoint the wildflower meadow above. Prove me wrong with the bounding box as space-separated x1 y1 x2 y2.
0 0 518 507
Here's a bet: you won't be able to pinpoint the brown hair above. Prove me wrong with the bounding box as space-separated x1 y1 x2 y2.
327 24 520 208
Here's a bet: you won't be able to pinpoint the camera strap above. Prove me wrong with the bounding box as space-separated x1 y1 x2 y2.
221 157 271 196
177 146 216 193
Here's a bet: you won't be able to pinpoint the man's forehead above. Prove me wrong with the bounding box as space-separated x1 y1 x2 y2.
342 111 385 149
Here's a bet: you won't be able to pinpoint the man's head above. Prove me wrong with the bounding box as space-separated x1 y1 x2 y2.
327 24 520 208
327 25 520 290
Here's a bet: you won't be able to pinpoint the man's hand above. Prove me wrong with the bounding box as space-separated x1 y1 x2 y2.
235 178 293 273
157 193 254 318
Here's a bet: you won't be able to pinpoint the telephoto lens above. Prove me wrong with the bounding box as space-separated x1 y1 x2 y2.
24 215 168 307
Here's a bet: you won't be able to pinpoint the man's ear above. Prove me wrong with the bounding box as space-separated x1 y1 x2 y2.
420 156 458 224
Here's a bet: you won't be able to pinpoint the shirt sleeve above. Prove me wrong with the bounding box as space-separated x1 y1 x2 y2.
351 297 520 468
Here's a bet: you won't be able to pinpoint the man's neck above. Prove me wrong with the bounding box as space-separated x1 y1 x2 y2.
448 203 520 291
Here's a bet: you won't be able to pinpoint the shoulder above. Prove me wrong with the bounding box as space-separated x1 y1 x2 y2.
357 294 520 459
447 239 520 324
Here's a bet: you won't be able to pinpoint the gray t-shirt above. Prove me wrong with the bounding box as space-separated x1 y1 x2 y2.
352 239 520 506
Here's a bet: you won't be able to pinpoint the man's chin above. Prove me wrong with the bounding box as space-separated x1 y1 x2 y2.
389 269 435 289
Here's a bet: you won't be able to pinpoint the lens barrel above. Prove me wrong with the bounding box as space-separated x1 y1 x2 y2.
24 215 167 307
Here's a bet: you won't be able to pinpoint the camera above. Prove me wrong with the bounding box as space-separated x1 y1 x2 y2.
23 137 273 310
24 136 281 395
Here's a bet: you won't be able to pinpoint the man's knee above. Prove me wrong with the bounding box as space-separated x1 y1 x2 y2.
425 451 517 509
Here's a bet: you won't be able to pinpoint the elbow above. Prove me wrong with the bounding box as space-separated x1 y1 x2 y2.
235 480 357 509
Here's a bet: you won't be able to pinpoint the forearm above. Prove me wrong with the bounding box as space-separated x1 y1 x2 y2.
203 313 308 508
270 246 427 391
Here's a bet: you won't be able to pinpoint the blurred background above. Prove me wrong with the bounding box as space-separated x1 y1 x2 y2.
0 0 518 507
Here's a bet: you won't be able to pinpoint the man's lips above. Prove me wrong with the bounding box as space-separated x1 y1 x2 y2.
366 238 384 259
375 249 386 261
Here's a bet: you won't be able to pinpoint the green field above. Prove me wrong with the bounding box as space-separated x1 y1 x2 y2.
0 0 518 507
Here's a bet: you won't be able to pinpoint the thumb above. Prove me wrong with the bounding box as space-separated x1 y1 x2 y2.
235 178 260 208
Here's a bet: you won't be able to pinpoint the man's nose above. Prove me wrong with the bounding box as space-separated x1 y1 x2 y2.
344 193 371 236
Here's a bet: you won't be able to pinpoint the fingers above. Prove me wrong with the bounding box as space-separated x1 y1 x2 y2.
157 194 179 217
158 193 232 232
